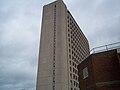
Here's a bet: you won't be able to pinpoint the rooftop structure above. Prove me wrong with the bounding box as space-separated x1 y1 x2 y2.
78 42 120 90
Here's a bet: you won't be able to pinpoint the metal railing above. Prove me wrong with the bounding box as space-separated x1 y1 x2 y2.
90 42 120 54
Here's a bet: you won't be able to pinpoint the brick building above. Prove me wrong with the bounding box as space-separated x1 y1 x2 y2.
78 48 120 90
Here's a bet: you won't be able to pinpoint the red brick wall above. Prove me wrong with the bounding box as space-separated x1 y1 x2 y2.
78 49 120 90
78 55 96 90
93 50 120 82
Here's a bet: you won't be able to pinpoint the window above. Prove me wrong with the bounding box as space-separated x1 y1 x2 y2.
74 81 75 86
70 80 72 85
68 33 70 37
69 55 71 59
83 67 88 79
70 61 71 65
70 67 72 71
70 73 72 78
69 49 71 53
68 38 70 42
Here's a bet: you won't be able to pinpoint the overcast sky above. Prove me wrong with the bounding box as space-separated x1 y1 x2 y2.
0 0 120 90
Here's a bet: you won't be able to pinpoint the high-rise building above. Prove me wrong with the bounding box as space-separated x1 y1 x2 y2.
36 0 89 90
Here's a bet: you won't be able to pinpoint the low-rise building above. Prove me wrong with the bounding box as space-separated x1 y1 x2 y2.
78 48 120 90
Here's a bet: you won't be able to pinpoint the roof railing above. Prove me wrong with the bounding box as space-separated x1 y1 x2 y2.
90 42 120 54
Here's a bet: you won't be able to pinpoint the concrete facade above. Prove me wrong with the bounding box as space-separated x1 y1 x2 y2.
78 49 120 90
36 0 89 90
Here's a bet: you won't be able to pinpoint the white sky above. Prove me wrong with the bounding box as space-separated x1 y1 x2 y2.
0 0 120 90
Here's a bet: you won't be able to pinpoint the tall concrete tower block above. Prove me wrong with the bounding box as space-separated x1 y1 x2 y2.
36 0 90 90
